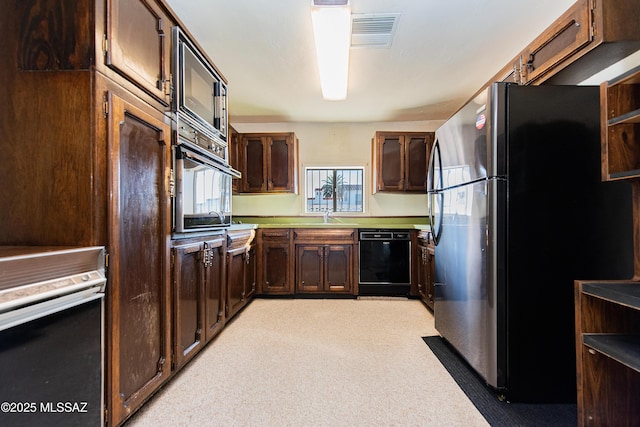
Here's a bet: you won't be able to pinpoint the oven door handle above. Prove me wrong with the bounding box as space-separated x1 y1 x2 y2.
0 287 104 332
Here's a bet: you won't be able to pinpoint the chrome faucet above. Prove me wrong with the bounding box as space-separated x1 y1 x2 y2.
323 209 332 223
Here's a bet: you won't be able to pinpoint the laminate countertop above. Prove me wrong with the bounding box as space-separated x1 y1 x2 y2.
231 216 430 230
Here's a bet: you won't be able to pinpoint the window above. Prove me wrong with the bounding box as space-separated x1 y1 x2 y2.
305 167 364 213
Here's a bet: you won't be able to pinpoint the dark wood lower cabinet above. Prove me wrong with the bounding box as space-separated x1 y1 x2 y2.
292 228 357 295
257 228 358 296
258 229 294 295
296 244 353 294
415 230 434 310
226 229 257 320
172 242 204 369
204 240 227 342
172 235 225 370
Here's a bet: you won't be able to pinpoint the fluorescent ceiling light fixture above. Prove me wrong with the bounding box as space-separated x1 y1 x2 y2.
311 2 351 100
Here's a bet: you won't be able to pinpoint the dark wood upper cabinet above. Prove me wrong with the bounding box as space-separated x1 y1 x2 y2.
239 133 298 193
105 0 174 105
466 0 640 108
521 2 592 84
373 131 434 193
228 125 241 193
522 0 640 85
243 135 267 192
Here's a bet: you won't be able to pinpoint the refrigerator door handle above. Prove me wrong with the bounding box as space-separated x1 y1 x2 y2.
428 140 444 245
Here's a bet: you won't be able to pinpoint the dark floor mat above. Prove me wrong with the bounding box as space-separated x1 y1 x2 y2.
422 336 577 427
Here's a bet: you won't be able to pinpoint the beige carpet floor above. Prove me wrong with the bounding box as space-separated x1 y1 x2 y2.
124 298 489 427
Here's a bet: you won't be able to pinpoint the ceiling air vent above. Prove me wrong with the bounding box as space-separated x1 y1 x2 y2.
312 0 349 6
351 13 400 48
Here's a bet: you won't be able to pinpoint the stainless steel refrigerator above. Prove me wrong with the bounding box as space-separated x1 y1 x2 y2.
427 82 634 403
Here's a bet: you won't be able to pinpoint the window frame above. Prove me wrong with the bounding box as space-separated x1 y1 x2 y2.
304 166 365 214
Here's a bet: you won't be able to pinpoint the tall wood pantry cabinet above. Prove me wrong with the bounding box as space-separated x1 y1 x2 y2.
0 1 181 425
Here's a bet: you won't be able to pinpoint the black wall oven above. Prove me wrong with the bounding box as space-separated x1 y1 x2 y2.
173 146 238 233
359 230 412 296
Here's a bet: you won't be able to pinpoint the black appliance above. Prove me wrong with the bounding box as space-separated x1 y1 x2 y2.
427 83 634 402
358 229 411 296
0 246 106 426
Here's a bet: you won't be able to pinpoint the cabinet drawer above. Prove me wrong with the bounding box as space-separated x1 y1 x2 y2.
227 229 256 249
293 228 357 243
259 228 291 241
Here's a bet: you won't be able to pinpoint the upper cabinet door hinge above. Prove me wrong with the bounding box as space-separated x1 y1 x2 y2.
164 76 174 101
102 34 109 55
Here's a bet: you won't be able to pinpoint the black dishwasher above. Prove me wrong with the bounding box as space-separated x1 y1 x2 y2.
358 230 411 296
0 246 106 427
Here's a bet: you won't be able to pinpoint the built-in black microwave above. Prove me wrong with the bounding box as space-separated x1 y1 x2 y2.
173 27 228 147
173 146 239 232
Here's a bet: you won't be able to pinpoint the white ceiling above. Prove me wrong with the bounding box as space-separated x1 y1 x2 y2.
164 0 577 124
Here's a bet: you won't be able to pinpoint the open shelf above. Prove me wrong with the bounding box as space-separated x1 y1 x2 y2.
602 65 640 181
583 334 640 373
582 281 640 309
608 108 640 126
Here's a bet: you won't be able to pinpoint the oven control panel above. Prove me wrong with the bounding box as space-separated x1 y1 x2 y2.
177 117 227 162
